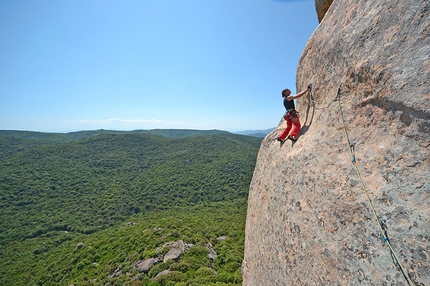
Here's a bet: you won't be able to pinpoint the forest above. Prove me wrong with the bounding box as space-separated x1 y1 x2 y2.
0 130 262 285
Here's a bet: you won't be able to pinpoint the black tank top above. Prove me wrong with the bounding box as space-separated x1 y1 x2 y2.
283 97 295 111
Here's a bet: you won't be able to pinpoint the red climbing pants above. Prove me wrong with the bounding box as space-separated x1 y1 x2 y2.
278 111 301 140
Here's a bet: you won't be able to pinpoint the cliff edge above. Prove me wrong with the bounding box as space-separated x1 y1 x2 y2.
314 0 334 23
243 0 429 285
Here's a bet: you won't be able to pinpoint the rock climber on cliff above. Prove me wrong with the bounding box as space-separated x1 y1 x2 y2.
276 83 312 142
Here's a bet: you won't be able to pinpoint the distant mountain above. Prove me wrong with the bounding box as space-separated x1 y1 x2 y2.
0 129 231 143
234 128 274 138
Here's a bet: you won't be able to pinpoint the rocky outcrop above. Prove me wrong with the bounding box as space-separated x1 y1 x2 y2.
163 248 183 263
134 258 159 273
153 270 170 281
207 243 218 261
314 0 334 23
243 0 429 285
160 240 186 263
111 239 222 280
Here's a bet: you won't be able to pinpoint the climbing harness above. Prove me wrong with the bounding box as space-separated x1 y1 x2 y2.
284 109 299 120
332 85 416 286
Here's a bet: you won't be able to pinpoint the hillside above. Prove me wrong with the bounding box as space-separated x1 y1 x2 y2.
243 0 429 285
0 135 48 159
0 131 261 285
0 129 230 143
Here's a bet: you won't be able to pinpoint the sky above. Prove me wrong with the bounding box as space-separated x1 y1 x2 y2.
0 0 319 133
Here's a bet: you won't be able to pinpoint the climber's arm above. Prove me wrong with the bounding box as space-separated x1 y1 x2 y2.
286 86 310 101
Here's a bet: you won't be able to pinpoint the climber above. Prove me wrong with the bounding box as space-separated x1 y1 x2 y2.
276 83 312 142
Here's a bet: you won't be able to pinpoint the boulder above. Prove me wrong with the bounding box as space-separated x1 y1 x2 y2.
109 267 122 278
206 243 217 261
157 240 185 253
152 269 170 281
163 247 183 263
134 258 157 273
243 0 429 285
159 240 185 263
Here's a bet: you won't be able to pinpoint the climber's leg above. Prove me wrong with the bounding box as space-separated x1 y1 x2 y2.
277 117 292 141
288 116 301 140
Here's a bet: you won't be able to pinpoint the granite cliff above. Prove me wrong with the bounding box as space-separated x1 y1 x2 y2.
314 0 334 23
243 0 429 285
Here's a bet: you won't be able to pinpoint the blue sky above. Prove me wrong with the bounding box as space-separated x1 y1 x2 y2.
0 0 318 133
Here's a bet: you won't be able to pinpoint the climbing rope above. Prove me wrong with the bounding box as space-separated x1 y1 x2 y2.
333 85 416 286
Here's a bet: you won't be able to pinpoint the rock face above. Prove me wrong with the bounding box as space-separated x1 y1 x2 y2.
314 0 334 23
243 0 429 285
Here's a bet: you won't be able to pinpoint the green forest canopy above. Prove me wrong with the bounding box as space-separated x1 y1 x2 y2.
0 130 262 285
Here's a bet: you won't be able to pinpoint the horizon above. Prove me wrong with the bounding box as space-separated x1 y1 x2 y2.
0 0 318 133
0 126 275 134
